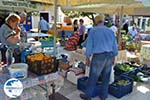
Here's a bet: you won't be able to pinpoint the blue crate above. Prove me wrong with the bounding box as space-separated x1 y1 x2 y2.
109 75 133 98
41 40 54 48
21 49 32 63
77 76 101 98
114 63 138 76
141 67 150 76
124 62 147 71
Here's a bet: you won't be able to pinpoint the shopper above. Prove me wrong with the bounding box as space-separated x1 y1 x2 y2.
19 12 27 43
38 17 50 33
128 25 138 38
122 21 129 34
0 13 21 64
73 19 78 32
78 19 86 48
110 23 118 37
80 15 118 100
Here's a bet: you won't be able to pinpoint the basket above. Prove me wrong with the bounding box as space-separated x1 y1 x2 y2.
77 76 101 97
26 53 57 75
109 75 133 98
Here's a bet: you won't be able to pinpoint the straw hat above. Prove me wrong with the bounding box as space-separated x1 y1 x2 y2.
94 14 105 25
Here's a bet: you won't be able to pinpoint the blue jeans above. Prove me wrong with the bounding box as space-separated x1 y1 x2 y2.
85 52 113 98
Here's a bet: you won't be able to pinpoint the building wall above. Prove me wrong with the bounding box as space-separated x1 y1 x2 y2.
135 16 150 32
32 4 54 29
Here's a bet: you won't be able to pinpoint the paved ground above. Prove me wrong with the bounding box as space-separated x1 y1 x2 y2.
58 47 150 100
59 79 150 100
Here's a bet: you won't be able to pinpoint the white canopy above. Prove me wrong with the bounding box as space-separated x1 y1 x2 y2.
62 2 144 15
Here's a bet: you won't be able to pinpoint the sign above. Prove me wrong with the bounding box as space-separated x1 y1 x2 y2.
2 1 37 9
3 78 23 98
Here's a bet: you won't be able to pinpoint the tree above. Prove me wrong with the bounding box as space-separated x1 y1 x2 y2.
62 10 96 23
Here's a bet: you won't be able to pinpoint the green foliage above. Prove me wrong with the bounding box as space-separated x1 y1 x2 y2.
62 10 82 18
62 10 96 23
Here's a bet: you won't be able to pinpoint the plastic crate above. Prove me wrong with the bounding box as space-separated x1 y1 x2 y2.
124 62 146 70
114 63 135 76
140 67 150 76
26 53 57 75
21 49 32 63
77 76 101 97
41 40 54 48
109 75 133 98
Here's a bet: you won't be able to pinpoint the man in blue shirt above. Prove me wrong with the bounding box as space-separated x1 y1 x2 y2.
80 15 118 100
38 17 50 33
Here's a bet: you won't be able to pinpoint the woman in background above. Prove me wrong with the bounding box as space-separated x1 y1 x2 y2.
78 19 86 48
73 19 78 32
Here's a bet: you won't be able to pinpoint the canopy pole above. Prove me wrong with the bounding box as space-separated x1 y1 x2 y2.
120 6 124 28
53 0 58 57
118 6 124 50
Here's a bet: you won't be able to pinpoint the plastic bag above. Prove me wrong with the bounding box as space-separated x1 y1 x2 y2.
109 65 115 84
85 66 90 76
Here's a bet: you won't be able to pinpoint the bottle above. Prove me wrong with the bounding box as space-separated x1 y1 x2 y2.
5 48 13 67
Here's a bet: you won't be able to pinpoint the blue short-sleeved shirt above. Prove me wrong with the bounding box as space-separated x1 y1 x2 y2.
85 24 118 58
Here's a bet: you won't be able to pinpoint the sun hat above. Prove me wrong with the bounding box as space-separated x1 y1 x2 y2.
94 14 105 25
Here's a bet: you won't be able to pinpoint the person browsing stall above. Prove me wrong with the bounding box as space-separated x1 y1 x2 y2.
80 15 118 100
38 17 50 33
78 19 86 48
73 19 78 32
0 13 21 63
128 25 137 38
19 12 27 43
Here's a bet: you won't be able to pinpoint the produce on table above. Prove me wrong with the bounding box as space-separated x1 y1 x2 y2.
116 63 134 72
26 53 55 75
39 35 54 41
122 35 133 41
116 80 130 85
125 42 137 51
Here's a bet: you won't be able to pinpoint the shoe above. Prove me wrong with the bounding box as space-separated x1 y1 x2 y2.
80 93 91 100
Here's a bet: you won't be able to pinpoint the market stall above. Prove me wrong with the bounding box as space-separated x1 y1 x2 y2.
0 33 66 100
0 70 63 100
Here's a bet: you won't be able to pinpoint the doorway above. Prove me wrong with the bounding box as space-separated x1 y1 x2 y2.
39 11 51 23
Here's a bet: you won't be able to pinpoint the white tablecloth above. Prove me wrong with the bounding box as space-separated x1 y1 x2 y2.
0 71 63 100
27 32 51 38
